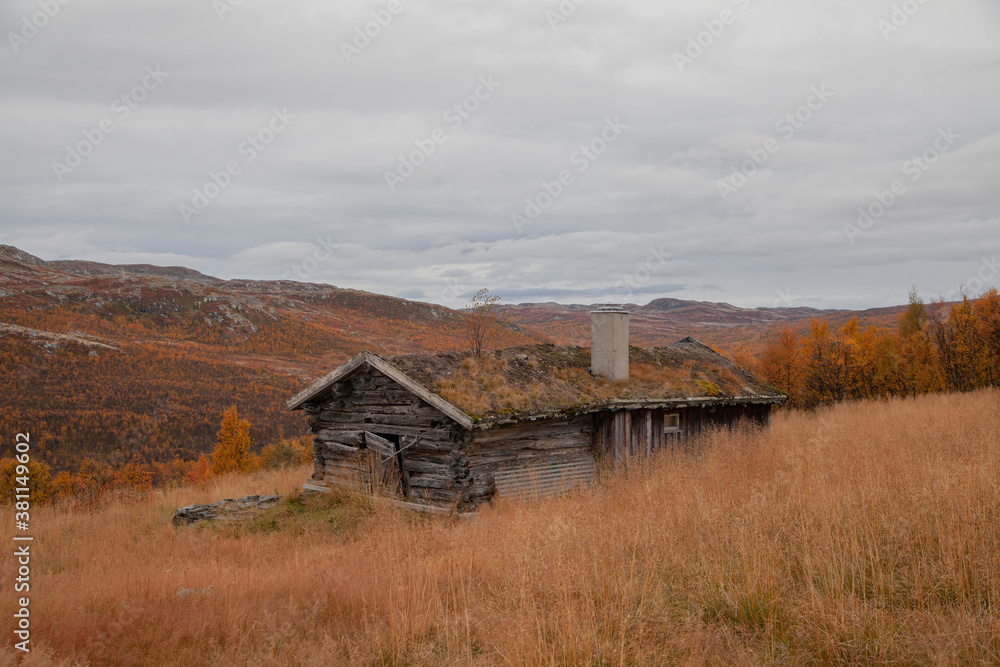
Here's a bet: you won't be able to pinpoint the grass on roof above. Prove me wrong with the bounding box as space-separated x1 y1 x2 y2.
420 345 753 420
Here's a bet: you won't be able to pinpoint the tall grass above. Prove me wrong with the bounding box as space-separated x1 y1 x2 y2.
4 390 1000 665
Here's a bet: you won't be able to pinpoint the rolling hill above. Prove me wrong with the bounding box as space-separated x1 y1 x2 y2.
0 244 908 473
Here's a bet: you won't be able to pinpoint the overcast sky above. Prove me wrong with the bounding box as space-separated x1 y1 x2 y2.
1 0 997 310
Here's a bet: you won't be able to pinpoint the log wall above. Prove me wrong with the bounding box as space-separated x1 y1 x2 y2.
303 368 470 508
593 403 773 466
463 416 594 508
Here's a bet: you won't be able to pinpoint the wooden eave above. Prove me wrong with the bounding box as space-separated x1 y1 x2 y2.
474 394 787 429
286 350 475 430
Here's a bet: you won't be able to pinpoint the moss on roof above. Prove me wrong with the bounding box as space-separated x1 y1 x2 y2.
389 338 784 421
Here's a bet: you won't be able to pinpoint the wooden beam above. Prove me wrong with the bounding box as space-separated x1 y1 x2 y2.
645 410 652 460
364 432 396 458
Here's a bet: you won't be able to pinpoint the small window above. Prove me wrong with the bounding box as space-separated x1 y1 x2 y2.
664 413 681 432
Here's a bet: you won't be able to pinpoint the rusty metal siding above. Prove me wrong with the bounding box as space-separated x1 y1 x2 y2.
493 457 596 500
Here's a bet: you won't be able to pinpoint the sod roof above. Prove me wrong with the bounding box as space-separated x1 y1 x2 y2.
386 337 785 424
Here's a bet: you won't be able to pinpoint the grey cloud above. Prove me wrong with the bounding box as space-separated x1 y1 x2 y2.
1 0 997 310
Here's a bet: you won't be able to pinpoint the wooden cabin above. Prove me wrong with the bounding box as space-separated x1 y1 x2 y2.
287 330 786 511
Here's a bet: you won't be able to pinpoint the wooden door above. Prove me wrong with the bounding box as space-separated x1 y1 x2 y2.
363 432 409 498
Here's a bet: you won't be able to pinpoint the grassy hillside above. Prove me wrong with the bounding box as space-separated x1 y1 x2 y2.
0 332 306 472
5 390 999 665
0 246 545 472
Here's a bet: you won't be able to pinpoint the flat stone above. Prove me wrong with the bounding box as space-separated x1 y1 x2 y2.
173 494 283 527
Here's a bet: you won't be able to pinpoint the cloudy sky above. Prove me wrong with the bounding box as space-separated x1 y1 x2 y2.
1 0 997 310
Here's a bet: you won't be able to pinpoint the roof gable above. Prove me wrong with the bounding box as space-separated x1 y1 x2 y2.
286 350 475 430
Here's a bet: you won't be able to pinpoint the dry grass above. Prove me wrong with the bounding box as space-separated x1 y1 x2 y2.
399 344 776 420
5 390 1000 665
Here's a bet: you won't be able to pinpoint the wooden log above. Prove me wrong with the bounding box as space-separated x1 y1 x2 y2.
396 450 454 464
349 389 421 402
467 448 593 468
319 404 443 419
472 417 592 444
339 414 444 429
645 410 652 460
407 473 456 490
364 432 396 458
315 429 364 446
465 431 591 456
409 487 458 503
324 457 367 472
317 422 457 442
319 441 361 455
402 458 453 475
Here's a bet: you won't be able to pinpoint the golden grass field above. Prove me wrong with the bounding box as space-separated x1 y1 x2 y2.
4 389 1000 665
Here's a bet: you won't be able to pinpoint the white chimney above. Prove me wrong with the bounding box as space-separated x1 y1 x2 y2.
590 304 629 381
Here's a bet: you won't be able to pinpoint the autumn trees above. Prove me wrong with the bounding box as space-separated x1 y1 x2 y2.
211 406 254 474
759 327 802 400
974 289 1000 384
760 289 997 407
898 288 944 395
0 457 51 506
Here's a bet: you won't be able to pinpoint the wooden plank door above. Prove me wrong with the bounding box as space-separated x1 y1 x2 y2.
363 432 408 498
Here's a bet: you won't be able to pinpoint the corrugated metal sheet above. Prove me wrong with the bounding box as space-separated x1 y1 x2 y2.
494 458 595 500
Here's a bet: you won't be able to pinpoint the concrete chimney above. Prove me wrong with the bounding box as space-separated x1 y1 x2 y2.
590 304 629 381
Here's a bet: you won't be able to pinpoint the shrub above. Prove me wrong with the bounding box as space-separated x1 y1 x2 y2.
211 406 254 475
258 438 312 470
0 456 51 504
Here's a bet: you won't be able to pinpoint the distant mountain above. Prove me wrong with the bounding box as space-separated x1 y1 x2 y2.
500 296 905 351
0 244 514 373
47 259 223 283
0 243 912 360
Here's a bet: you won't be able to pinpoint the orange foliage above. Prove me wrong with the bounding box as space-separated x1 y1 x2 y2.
0 457 51 505
754 291 997 407
211 407 254 475
184 454 215 487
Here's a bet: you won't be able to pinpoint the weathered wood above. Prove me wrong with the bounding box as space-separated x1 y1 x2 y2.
320 404 442 418
317 422 456 442
645 411 652 459
315 429 364 446
324 459 366 473
364 432 396 458
409 486 458 503
407 473 456 490
467 447 594 468
402 458 453 475
289 352 474 428
320 413 445 430
472 417 592 444
340 389 420 403
319 441 361 455
323 468 363 485
466 431 591 456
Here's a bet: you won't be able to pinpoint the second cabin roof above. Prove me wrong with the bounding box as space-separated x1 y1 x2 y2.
288 338 785 428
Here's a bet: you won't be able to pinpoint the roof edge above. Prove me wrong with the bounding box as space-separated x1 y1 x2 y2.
286 350 475 430
475 393 787 429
